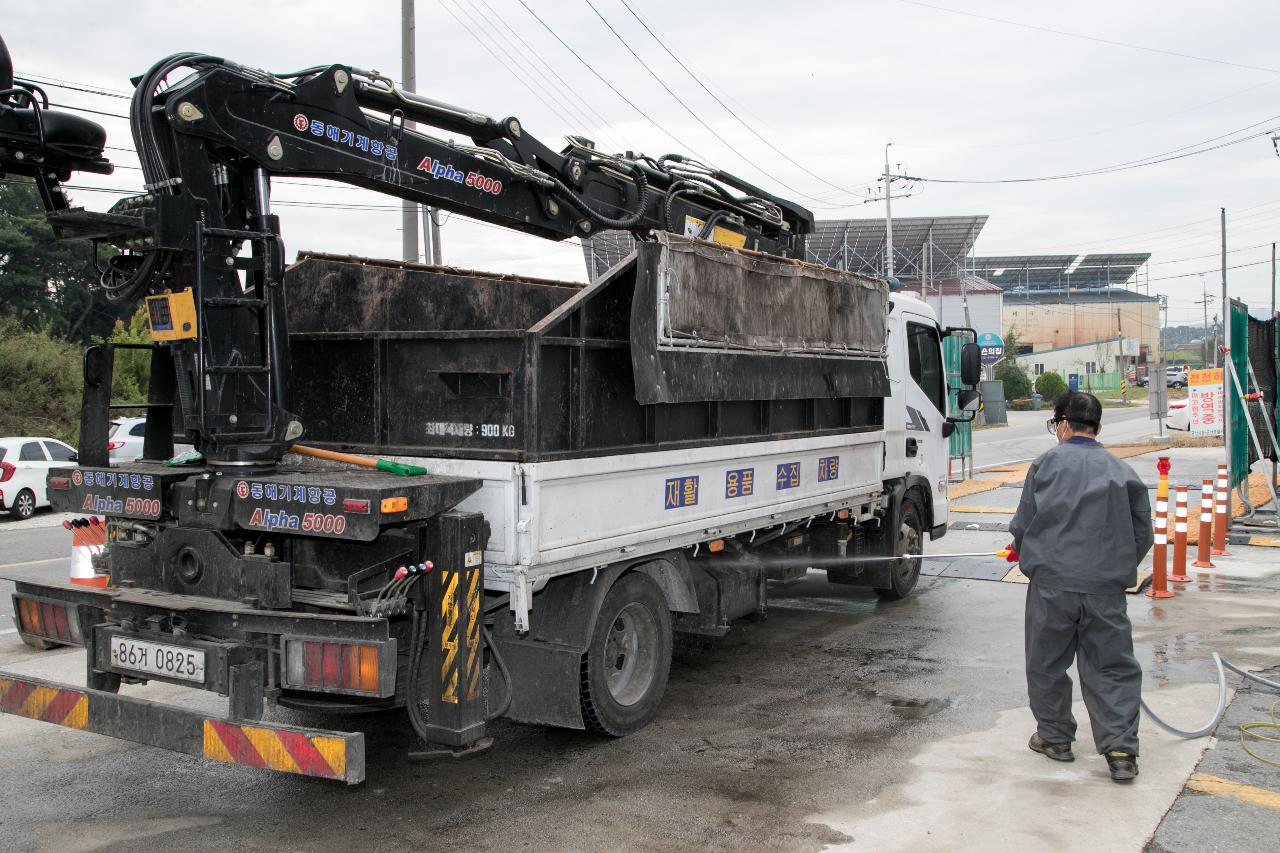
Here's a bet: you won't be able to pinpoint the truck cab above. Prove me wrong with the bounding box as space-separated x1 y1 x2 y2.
884 293 968 537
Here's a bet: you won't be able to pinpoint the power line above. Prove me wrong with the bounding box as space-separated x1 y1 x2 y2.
919 117 1280 184
897 0 1280 75
47 102 129 121
583 0 829 205
16 75 132 100
514 0 709 160
614 0 873 202
470 0 631 152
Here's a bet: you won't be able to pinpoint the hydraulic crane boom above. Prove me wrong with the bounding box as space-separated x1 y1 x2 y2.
0 41 814 466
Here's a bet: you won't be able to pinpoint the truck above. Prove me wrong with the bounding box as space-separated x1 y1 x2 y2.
0 36 980 783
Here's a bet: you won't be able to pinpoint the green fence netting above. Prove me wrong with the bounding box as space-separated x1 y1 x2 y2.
1229 298 1249 490
943 336 972 464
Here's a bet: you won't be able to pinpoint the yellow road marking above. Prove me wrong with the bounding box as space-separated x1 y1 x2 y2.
949 505 1014 515
1185 773 1280 812
1247 536 1280 548
1002 567 1029 584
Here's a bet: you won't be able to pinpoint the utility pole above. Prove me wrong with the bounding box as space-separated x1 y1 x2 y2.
883 142 894 279
401 0 418 264
1221 207 1230 497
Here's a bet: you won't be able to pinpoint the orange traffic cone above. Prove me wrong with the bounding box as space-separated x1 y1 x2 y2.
1211 463 1230 557
1169 485 1191 583
1193 480 1216 570
65 516 108 588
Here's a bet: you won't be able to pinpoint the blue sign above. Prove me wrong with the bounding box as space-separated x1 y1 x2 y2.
976 332 1005 366
1068 373 1080 392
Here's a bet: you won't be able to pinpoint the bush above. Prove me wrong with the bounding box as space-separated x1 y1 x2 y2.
1034 371 1068 404
995 359 1032 402
0 317 83 443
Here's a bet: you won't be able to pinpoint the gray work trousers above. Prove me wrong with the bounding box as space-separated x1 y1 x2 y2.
1024 583 1142 755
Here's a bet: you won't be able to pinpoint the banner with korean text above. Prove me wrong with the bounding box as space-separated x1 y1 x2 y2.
1188 368 1223 436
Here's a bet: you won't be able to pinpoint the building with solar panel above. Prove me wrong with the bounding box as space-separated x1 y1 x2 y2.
972 255 1159 366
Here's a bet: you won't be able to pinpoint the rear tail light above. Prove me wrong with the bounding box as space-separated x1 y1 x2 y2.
342 498 370 514
0 461 14 483
108 441 125 451
14 596 83 645
282 637 390 696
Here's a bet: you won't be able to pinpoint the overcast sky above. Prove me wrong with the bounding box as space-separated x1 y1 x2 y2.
7 0 1280 332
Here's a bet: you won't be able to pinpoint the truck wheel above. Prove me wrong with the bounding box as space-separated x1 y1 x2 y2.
876 500 924 601
10 489 36 520
580 572 672 736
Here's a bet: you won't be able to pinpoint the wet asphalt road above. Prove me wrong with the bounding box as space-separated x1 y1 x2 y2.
1 566 1031 852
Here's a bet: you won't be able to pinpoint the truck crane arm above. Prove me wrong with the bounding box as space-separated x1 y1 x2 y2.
0 41 814 465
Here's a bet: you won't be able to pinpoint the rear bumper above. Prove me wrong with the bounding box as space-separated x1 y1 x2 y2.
0 671 365 783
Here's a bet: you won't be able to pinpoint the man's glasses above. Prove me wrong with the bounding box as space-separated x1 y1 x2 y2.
1046 418 1060 434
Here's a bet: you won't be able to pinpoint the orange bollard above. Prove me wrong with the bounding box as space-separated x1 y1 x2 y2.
1169 485 1191 582
1193 479 1216 569
1211 463 1231 556
1148 457 1172 598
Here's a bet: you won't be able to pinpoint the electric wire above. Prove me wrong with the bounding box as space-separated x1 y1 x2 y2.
435 0 590 139
896 0 1280 75
918 119 1280 184
514 0 709 161
454 0 630 155
580 0 855 210
474 0 629 148
614 0 875 202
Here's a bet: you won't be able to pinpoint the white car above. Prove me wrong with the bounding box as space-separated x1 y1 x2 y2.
1165 400 1190 431
0 437 76 520
109 417 193 463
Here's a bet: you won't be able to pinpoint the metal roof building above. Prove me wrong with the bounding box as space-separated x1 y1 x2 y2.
971 253 1151 292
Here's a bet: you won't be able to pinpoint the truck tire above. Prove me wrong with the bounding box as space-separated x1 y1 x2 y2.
876 499 924 601
580 571 672 736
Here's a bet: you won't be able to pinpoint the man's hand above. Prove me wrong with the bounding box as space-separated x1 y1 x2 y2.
1001 543 1020 563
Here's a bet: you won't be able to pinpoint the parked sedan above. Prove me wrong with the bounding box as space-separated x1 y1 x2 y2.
109 416 194 463
0 436 76 520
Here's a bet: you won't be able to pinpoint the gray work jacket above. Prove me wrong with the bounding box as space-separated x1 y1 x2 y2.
1010 437 1154 594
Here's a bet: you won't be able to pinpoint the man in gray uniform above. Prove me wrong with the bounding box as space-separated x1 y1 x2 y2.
1008 391 1152 783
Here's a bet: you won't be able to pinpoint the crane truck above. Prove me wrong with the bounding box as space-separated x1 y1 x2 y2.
0 36 980 783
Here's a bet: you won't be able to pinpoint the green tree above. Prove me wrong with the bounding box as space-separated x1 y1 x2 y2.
0 317 83 442
108 306 154 407
996 359 1032 401
994 326 1032 401
0 178 129 341
1034 370 1068 403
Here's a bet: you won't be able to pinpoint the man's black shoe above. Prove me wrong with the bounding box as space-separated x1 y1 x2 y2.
1106 751 1138 783
1028 733 1075 762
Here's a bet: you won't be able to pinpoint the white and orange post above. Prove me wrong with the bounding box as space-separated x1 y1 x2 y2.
1147 457 1174 599
1212 463 1231 557
64 515 108 588
1169 485 1191 583
1193 479 1216 569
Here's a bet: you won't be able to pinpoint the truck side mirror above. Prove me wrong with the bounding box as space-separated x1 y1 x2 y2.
957 388 980 412
960 342 981 387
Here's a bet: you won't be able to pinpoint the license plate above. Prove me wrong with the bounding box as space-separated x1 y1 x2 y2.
108 636 206 683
